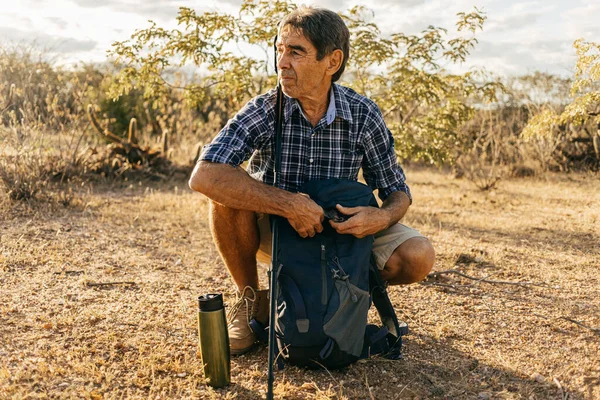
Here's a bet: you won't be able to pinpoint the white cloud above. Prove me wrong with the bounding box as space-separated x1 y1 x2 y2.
563 2 600 40
0 0 587 76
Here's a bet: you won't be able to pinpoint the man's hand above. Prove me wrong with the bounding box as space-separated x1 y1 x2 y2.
286 193 325 238
329 204 390 238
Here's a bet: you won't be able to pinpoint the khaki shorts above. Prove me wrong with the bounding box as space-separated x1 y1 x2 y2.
256 214 425 270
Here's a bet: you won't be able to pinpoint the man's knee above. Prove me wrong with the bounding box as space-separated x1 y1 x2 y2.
209 200 255 223
381 237 435 285
208 201 259 244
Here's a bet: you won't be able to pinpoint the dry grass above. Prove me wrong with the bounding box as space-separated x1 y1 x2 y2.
1 167 599 399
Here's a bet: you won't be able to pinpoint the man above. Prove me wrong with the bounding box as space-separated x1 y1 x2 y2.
189 7 435 355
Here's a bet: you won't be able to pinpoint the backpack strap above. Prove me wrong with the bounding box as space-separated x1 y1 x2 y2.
279 274 310 333
368 255 408 359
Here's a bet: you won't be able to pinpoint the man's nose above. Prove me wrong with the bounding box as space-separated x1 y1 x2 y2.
277 51 290 70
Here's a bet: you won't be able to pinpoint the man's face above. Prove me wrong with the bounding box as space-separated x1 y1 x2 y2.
276 26 333 101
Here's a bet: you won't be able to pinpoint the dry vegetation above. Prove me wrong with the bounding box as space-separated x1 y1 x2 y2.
1 167 598 399
1 39 599 399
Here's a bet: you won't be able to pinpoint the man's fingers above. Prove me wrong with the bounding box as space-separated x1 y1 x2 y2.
297 227 317 238
329 219 351 234
315 223 324 234
336 204 361 216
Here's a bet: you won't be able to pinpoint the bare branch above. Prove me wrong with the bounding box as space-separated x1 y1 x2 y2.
87 104 125 145
86 281 136 287
425 269 546 287
560 316 600 335
533 313 600 336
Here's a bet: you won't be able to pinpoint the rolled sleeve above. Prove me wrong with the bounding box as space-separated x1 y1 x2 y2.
199 119 254 167
199 95 272 167
362 107 412 203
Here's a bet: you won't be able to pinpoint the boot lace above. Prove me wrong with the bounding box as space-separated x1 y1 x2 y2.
227 286 256 323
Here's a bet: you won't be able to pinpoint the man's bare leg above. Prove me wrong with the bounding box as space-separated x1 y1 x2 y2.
208 200 270 354
380 237 435 285
209 200 260 291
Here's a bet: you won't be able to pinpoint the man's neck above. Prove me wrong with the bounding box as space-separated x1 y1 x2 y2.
296 84 332 127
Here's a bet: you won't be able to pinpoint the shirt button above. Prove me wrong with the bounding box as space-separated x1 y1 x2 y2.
309 158 314 163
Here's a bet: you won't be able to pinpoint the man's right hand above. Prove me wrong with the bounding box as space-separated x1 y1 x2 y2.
286 193 324 238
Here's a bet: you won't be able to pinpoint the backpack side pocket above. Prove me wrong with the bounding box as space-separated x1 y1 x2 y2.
323 277 370 357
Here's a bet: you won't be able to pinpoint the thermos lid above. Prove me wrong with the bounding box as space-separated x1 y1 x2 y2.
198 293 224 312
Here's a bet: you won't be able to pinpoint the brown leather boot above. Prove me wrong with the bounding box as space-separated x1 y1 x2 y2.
227 287 268 355
252 289 269 326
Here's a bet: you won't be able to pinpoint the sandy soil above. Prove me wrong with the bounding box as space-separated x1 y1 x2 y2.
1 167 599 399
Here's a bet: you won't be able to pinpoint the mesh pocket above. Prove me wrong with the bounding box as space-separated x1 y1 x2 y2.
323 279 370 357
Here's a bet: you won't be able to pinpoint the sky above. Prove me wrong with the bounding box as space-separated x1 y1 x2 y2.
0 0 598 78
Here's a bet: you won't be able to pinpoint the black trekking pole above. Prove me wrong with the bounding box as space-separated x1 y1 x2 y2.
267 36 284 400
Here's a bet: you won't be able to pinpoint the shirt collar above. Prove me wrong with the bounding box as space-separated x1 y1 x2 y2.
283 83 353 125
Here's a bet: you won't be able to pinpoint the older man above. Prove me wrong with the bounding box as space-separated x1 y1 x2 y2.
189 6 435 355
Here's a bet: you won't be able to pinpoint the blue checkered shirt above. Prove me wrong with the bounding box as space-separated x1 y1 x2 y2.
199 83 411 202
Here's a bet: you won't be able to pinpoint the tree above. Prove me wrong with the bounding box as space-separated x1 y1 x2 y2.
108 0 499 165
522 39 600 168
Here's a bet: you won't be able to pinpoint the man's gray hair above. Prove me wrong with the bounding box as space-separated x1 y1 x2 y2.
279 7 350 82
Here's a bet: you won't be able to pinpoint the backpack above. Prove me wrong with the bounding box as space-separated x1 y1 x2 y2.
269 178 408 369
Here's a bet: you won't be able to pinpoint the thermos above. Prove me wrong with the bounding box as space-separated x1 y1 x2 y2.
197 293 230 388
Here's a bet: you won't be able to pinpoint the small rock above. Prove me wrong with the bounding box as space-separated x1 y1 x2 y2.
531 372 545 383
478 393 490 400
177 372 187 378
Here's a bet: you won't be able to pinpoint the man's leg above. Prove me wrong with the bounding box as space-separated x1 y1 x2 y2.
208 200 268 354
209 200 260 290
371 223 435 285
380 237 435 285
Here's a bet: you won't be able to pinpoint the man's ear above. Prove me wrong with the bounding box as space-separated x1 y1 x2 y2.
326 49 344 77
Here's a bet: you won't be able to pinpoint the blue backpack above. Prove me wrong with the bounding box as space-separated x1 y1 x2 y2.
269 178 407 369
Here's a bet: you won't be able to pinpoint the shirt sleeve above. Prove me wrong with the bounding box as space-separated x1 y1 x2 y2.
199 95 272 167
361 104 412 203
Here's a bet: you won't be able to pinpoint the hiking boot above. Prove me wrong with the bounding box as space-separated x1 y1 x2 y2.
227 286 269 355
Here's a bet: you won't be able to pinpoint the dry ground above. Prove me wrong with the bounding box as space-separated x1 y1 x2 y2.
1 167 599 399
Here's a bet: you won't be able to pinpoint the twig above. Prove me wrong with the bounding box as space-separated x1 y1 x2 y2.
553 377 569 400
53 270 84 276
365 373 376 400
420 281 467 289
394 376 418 399
533 313 600 336
426 269 544 287
86 281 136 287
559 317 600 336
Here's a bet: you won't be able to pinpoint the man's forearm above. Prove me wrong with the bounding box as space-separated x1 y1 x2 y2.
189 161 298 217
380 191 411 228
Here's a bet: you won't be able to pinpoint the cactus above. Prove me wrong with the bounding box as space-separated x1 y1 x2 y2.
85 103 180 175
87 104 125 145
128 118 137 145
161 129 168 155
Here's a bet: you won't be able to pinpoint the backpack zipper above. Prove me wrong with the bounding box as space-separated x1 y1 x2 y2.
321 244 327 305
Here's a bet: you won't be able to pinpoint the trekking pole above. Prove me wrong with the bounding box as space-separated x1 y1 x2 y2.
267 36 284 400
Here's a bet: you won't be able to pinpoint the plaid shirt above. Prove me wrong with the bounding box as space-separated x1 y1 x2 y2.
199 83 411 202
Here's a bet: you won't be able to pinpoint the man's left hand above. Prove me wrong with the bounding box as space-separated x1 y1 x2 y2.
328 204 390 238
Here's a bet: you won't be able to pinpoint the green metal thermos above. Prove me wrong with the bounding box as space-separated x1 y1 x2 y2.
197 294 230 388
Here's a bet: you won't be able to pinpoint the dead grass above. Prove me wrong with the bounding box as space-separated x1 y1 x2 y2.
1 167 599 399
